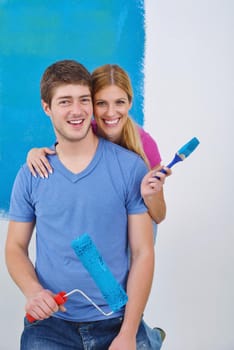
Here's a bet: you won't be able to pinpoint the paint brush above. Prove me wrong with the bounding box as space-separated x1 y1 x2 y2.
156 137 200 178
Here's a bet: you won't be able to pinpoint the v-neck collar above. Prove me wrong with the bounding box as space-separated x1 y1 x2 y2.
49 138 104 183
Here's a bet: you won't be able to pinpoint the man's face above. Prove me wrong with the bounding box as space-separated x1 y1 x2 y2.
42 84 93 143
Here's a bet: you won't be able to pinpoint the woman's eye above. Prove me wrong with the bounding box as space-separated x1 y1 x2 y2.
116 100 126 105
96 101 106 106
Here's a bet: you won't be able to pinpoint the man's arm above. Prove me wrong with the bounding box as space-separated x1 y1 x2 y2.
5 221 61 320
109 211 154 350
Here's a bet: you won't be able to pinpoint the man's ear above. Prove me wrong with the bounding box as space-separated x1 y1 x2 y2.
41 100 51 117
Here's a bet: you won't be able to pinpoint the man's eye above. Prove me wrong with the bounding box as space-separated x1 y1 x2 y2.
59 100 69 105
81 98 91 104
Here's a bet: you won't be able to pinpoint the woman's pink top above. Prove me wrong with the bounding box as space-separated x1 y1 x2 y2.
137 126 161 168
91 120 161 169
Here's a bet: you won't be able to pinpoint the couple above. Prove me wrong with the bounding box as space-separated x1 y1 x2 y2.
5 59 170 350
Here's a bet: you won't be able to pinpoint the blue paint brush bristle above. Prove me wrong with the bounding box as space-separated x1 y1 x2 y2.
177 137 200 160
71 234 128 312
166 137 200 169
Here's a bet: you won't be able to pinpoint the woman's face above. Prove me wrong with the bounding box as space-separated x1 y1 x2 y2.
93 85 132 143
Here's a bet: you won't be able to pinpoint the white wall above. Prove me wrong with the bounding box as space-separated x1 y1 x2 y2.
0 219 25 349
0 1 233 349
144 1 234 350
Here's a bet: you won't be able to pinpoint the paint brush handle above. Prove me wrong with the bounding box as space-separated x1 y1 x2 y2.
165 153 183 169
155 153 182 179
25 291 67 323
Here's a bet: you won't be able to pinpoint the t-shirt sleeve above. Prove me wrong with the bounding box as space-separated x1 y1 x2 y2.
138 127 162 168
125 157 148 215
9 165 36 222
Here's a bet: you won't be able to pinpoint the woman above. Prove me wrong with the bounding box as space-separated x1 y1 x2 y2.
27 64 171 225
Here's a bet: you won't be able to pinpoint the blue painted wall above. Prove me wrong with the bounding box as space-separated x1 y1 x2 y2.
0 0 145 213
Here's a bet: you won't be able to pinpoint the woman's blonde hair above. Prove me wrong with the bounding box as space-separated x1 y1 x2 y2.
91 64 149 168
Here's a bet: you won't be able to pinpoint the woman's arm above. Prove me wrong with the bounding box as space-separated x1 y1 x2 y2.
141 165 171 224
138 127 172 223
27 147 55 178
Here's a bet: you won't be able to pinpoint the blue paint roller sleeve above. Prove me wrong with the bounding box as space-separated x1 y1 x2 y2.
71 233 128 312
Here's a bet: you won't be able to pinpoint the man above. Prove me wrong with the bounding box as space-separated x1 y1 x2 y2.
5 60 162 349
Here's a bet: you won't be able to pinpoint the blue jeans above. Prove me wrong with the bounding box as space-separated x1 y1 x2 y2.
21 316 163 349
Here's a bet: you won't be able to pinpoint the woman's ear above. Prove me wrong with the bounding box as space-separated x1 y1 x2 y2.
129 99 133 110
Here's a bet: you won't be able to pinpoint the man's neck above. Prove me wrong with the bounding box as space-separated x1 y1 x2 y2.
55 132 99 174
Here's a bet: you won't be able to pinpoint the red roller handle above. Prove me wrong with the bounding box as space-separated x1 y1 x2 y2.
26 291 67 323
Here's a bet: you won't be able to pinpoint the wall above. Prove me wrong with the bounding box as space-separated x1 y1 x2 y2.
143 1 234 349
1 1 234 349
0 0 145 213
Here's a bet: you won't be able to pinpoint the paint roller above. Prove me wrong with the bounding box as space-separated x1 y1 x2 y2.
71 233 128 312
26 233 128 322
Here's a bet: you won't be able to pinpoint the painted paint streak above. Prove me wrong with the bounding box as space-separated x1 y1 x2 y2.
0 0 145 213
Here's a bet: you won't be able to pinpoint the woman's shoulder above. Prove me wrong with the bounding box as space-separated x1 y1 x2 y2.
137 125 155 142
136 124 162 168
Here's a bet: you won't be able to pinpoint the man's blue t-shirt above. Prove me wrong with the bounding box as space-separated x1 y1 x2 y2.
9 138 148 322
